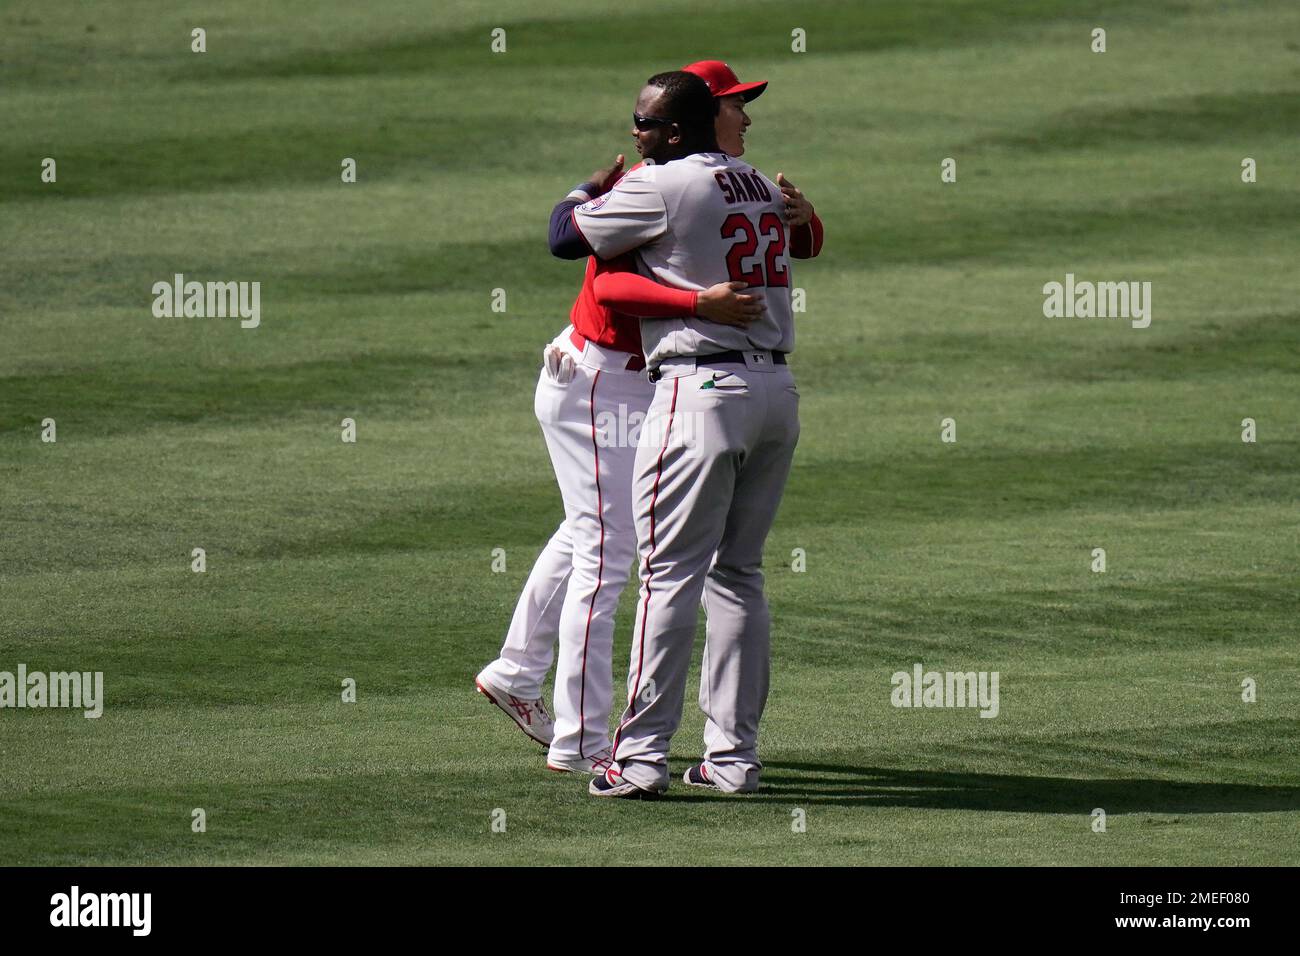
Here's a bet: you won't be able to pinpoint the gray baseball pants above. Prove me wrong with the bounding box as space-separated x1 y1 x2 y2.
611 350 799 793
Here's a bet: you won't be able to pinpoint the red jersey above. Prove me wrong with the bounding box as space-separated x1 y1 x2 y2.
568 252 644 354
567 165 645 355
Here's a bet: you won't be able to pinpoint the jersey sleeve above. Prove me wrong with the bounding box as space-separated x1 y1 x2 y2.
592 271 698 318
790 212 824 259
571 168 668 259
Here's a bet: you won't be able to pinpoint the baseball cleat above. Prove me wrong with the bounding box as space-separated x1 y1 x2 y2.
475 671 554 747
682 764 720 790
548 748 613 775
588 767 664 800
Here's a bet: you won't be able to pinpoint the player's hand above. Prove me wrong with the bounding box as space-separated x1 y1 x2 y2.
695 280 765 327
777 172 814 228
589 154 626 194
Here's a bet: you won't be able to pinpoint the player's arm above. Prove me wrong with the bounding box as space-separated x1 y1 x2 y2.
790 212 824 259
550 164 668 262
777 172 825 259
549 186 601 259
592 272 764 328
548 155 629 259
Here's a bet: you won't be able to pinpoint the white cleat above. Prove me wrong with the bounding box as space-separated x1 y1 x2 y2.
547 748 614 776
682 764 721 790
589 767 664 800
475 671 554 747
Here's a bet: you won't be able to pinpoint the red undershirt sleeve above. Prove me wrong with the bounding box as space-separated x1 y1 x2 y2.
790 212 825 259
592 271 699 318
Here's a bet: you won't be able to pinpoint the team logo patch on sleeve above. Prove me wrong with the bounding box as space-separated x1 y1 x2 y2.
581 193 610 211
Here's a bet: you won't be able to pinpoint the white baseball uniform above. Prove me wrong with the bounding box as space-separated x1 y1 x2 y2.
572 152 801 793
479 326 654 765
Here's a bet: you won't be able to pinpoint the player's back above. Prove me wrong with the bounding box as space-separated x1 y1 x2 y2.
638 152 794 366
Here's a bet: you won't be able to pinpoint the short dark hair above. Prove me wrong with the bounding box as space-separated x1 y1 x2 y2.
645 70 718 140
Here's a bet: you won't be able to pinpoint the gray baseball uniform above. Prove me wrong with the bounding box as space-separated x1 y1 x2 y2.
572 152 800 792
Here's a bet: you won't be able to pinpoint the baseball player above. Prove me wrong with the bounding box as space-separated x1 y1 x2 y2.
550 70 813 798
477 62 822 777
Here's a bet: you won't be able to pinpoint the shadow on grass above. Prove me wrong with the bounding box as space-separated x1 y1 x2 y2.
664 761 1300 813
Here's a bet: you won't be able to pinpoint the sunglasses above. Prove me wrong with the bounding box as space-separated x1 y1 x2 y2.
633 112 674 131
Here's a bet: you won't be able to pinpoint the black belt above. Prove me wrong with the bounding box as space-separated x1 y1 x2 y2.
648 350 786 382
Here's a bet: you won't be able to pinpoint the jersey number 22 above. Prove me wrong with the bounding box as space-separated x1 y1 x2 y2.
721 212 789 288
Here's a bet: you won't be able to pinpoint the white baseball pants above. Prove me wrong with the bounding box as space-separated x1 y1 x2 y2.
612 352 799 793
479 327 654 763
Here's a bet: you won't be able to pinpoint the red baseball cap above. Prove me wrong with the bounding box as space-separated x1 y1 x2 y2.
682 60 767 101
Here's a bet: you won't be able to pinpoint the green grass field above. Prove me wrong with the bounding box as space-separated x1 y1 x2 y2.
2 0 1298 865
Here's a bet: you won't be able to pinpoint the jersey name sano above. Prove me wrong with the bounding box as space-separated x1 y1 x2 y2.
573 153 795 367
